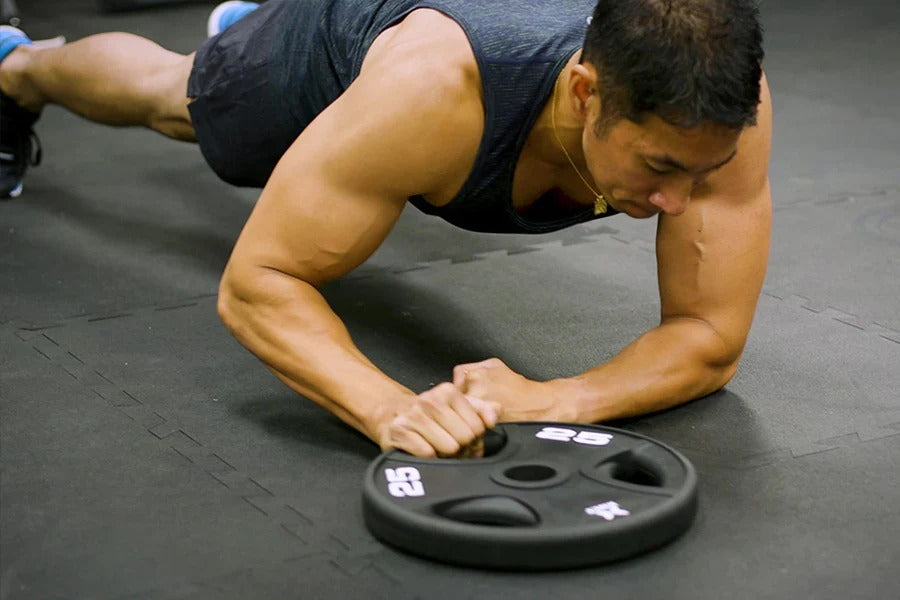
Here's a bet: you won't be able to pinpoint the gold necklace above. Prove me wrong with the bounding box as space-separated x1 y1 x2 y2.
551 77 608 215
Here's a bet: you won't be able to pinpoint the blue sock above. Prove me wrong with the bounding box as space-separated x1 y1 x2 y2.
208 2 260 37
0 26 32 64
220 2 259 31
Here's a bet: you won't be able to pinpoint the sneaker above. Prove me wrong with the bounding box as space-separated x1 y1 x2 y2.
0 92 41 199
0 26 40 199
1 24 30 61
207 1 259 38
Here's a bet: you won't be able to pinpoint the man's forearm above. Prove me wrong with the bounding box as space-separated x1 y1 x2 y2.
560 317 741 423
218 265 414 443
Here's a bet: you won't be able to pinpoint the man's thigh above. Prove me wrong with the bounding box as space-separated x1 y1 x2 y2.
187 0 303 187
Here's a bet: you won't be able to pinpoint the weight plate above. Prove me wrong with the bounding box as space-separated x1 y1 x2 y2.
361 422 698 569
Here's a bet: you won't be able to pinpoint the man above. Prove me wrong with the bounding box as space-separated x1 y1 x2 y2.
0 0 772 458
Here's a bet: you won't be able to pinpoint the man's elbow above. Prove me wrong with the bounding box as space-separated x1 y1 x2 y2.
712 357 741 391
217 262 257 341
706 333 747 395
683 317 746 392
217 279 237 334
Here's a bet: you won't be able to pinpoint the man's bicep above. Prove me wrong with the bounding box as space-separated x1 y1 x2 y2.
228 142 407 286
228 63 481 285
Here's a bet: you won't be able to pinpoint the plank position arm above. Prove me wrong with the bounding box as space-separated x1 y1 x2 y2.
217 31 497 457
456 77 773 423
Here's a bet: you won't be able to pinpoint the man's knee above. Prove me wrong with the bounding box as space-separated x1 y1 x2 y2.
148 52 196 142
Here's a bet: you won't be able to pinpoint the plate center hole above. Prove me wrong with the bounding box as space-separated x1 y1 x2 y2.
503 464 557 482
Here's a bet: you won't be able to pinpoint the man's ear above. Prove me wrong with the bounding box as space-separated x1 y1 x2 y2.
569 62 600 121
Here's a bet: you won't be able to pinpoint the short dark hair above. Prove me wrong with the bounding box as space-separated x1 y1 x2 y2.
582 0 764 135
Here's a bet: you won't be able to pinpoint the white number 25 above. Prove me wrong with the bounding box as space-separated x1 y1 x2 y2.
535 427 613 446
385 466 425 498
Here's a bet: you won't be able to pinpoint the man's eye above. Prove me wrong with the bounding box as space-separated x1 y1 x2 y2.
646 164 672 175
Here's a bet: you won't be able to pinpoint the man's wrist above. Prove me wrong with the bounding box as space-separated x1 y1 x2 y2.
547 376 592 423
367 392 419 449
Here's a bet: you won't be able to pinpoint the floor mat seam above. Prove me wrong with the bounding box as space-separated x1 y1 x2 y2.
6 327 395 592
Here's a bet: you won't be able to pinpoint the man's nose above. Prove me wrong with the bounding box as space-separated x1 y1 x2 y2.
648 179 694 216
648 191 689 216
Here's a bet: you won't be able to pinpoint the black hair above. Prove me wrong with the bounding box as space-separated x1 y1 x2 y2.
582 0 764 135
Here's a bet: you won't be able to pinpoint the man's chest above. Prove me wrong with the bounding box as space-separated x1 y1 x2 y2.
511 144 596 219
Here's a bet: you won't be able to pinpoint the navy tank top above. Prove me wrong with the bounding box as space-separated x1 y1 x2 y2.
273 0 615 233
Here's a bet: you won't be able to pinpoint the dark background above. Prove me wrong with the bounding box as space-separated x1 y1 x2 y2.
2 1 898 598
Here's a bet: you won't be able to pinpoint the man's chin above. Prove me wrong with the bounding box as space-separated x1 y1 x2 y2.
614 200 658 219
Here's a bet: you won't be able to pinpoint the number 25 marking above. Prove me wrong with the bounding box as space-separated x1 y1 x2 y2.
385 466 425 498
535 427 613 446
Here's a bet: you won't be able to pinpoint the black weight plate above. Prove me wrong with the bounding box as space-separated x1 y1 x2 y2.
361 422 698 570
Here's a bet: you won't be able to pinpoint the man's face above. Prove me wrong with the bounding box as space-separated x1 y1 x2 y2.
582 114 742 218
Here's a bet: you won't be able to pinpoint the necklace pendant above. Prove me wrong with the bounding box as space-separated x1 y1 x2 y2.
594 195 608 215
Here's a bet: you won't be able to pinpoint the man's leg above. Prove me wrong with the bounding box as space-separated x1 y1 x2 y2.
0 33 196 141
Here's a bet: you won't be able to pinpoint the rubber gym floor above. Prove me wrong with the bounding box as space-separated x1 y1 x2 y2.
2 1 898 598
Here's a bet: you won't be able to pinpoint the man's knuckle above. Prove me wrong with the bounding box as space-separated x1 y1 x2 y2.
433 382 458 396
417 396 445 416
466 369 487 383
388 415 406 431
391 424 410 438
407 404 430 423
438 439 462 457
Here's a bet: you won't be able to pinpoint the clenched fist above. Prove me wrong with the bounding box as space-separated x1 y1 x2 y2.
378 382 501 458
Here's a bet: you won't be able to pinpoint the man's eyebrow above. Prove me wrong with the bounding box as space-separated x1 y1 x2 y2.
646 150 738 174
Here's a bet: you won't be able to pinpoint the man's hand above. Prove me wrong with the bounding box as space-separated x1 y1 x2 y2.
453 358 572 423
378 383 502 458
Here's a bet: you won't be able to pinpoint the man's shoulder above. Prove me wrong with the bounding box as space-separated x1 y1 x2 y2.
363 8 480 85
695 73 772 205
303 10 483 204
358 8 485 146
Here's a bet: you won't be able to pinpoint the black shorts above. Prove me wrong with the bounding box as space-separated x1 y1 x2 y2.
187 0 302 187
